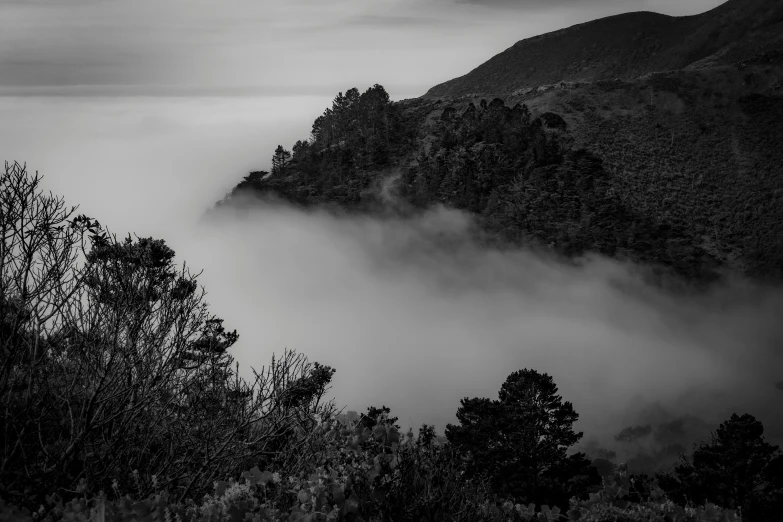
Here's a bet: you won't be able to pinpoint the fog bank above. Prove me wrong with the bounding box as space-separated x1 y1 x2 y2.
185 194 783 472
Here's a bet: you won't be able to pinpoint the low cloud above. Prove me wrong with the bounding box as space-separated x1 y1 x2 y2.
185 192 783 474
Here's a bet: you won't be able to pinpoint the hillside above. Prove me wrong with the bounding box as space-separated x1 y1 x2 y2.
425 0 783 98
453 63 783 280
218 0 783 284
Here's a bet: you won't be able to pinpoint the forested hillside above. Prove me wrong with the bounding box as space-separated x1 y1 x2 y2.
218 72 783 283
222 85 421 209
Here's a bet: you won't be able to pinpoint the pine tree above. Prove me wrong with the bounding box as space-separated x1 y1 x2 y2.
658 413 783 521
445 368 600 510
271 145 291 175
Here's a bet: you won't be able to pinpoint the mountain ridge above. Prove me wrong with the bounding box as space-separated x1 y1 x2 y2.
424 0 783 98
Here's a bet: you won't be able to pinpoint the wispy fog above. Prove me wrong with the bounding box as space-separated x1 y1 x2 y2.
0 95 332 236
194 196 783 469
2 95 781 474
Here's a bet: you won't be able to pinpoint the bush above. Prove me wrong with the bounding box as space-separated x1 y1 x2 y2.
0 163 337 511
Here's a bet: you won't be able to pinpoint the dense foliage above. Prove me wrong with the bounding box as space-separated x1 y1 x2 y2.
0 163 338 511
573 79 783 280
228 85 419 208
445 369 601 510
655 413 783 522
0 416 753 522
399 99 718 281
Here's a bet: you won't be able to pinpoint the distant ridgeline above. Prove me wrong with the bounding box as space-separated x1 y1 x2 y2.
217 80 783 284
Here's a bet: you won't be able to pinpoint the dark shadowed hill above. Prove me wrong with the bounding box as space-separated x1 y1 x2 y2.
425 0 783 98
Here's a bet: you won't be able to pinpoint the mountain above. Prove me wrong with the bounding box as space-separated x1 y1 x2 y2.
218 0 783 284
425 0 783 98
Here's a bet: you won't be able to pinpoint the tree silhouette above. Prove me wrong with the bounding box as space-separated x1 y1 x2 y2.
359 405 400 431
271 145 291 176
445 368 600 511
0 163 337 510
656 413 783 522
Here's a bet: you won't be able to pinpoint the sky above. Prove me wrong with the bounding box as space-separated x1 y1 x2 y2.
2 0 782 476
1 0 726 98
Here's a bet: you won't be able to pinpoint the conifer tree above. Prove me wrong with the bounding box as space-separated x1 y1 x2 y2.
657 413 783 522
445 368 600 510
271 145 291 175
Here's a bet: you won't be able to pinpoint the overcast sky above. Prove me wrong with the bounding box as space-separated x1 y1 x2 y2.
1 0 726 98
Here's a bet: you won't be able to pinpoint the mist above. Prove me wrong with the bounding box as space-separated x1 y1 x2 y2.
0 95 333 238
191 195 783 471
2 94 781 476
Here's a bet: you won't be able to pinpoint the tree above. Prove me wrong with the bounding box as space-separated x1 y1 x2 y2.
271 145 291 176
359 405 400 431
445 368 600 510
656 413 783 522
239 171 268 188
291 140 309 161
0 163 337 510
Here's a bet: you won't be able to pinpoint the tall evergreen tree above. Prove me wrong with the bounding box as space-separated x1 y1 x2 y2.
271 145 291 175
656 413 783 522
445 368 600 511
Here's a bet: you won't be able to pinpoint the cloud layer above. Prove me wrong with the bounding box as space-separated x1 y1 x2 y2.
1 0 726 97
188 193 783 471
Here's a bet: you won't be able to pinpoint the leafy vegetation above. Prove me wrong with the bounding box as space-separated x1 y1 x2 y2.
655 413 783 522
562 72 783 280
0 162 338 511
399 98 723 282
225 85 420 209
445 369 601 510
0 417 757 522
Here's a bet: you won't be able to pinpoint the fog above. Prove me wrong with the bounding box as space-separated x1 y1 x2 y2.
2 94 781 475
